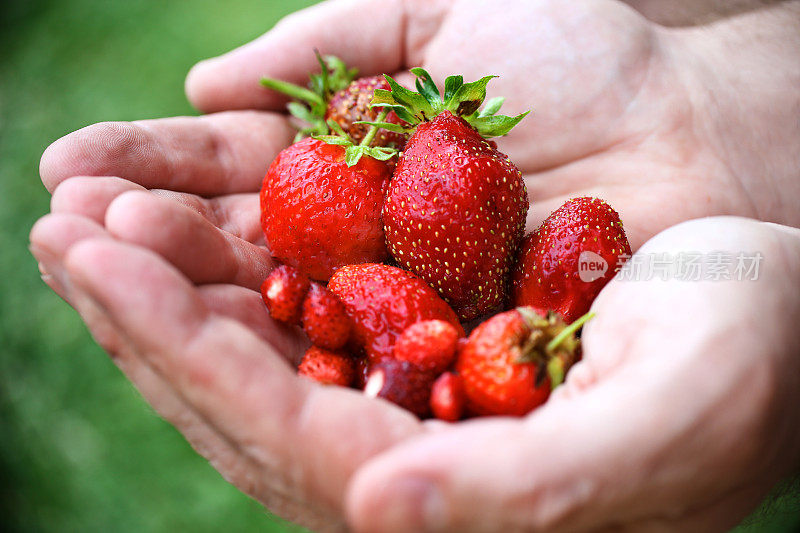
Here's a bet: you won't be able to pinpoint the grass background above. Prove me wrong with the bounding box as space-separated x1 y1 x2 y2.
0 0 797 531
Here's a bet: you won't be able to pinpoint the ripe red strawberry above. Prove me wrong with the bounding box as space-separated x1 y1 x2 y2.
297 346 356 387
364 359 437 418
375 70 530 320
393 319 459 374
512 197 631 323
430 372 466 422
301 283 351 350
260 265 311 325
260 137 393 281
327 264 464 363
456 307 590 417
325 76 407 149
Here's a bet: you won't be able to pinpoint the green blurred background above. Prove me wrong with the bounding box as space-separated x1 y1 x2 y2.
0 1 797 532
0 1 318 531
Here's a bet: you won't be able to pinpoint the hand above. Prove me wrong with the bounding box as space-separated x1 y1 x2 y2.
345 216 800 532
33 0 800 530
31 212 800 532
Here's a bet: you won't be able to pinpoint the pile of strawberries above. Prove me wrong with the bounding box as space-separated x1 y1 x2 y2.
258 56 631 421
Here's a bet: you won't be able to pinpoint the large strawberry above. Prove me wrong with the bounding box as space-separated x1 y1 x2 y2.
368 69 530 321
512 197 631 323
327 263 464 363
456 307 591 417
260 136 395 281
261 53 406 147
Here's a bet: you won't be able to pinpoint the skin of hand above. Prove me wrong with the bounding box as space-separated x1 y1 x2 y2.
31 0 800 531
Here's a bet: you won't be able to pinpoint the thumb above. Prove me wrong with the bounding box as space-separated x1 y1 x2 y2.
186 0 408 113
344 376 666 532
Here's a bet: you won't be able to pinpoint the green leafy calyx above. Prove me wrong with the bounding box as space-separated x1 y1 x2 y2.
362 68 530 138
260 52 357 141
314 116 397 167
515 309 594 388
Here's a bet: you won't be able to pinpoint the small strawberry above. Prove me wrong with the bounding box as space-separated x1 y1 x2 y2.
260 265 311 325
327 264 464 363
430 372 466 422
393 319 460 374
512 197 631 323
364 359 437 418
301 283 351 350
261 53 406 147
325 76 407 149
456 307 592 417
260 136 395 281
371 69 530 320
297 346 356 387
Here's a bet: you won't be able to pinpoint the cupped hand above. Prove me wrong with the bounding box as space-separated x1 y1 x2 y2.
32 0 800 530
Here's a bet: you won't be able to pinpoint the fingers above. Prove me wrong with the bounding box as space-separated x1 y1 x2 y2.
40 111 293 194
151 190 263 244
185 0 407 112
104 191 272 290
30 213 110 299
50 176 146 223
198 284 309 364
51 176 264 244
64 238 423 511
36 232 341 530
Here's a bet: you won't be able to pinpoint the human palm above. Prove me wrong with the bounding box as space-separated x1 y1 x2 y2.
31 0 800 531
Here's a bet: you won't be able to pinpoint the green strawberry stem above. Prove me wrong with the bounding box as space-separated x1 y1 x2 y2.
315 115 397 167
259 77 324 107
546 311 595 353
358 109 389 147
545 311 595 388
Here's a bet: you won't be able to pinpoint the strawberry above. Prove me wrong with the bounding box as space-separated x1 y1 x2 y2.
260 264 311 325
430 372 466 422
371 69 530 320
325 76 407 149
393 319 460 374
327 264 464 363
301 283 351 350
364 359 437 418
260 136 394 281
297 346 356 387
261 53 406 148
512 197 631 323
455 307 591 417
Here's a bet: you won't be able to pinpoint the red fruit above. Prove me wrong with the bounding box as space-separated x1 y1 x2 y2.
364 359 436 418
430 372 466 422
325 76 407 149
297 346 356 387
354 355 370 390
301 283 351 350
260 265 311 325
393 320 459 374
327 264 464 363
260 137 393 281
455 308 586 417
378 68 531 322
512 197 631 323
